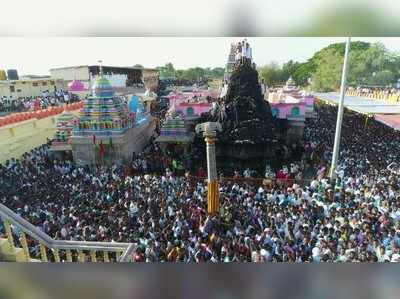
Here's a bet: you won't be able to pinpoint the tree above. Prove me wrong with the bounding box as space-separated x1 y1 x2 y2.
292 61 316 86
258 62 283 86
157 63 176 79
175 69 185 80
258 61 304 86
210 67 225 79
294 41 400 91
281 60 300 82
311 48 344 91
160 65 225 82
373 70 396 86
164 63 175 75
183 67 206 81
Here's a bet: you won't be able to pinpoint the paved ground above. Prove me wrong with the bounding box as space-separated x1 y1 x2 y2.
314 92 400 114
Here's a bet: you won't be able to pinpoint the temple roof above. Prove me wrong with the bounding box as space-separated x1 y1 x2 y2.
285 76 295 87
91 77 114 98
68 80 86 92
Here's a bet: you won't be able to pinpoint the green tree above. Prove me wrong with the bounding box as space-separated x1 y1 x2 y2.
292 61 316 86
158 64 225 82
281 60 300 82
311 48 344 91
157 63 176 79
210 67 225 79
258 62 283 86
373 70 396 86
300 41 400 91
258 60 303 86
175 69 186 80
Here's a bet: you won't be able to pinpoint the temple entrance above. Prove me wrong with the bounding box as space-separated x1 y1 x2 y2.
95 143 115 165
166 143 186 159
291 106 300 116
186 107 194 117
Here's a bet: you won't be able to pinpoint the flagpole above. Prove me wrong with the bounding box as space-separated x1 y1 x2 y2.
329 37 351 180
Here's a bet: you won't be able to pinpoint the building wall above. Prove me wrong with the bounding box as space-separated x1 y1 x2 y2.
170 98 212 117
305 96 315 112
71 117 156 166
90 73 128 88
89 66 144 88
0 116 58 163
51 66 159 91
142 69 159 91
177 103 211 117
270 103 306 119
0 79 67 98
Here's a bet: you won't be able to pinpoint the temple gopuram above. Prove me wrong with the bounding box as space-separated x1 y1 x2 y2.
70 66 155 166
155 102 195 155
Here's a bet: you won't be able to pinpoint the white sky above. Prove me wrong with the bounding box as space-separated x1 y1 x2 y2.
1 37 400 76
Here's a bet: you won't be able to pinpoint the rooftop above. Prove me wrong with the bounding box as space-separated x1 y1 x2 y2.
0 78 62 84
50 65 159 72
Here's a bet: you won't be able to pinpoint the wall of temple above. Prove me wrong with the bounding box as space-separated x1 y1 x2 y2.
71 116 156 166
0 110 79 163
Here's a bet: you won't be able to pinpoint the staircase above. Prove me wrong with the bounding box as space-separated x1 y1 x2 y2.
0 237 27 262
0 203 136 262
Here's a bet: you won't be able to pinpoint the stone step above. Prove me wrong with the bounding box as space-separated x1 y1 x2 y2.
1 247 26 262
0 238 29 262
30 258 41 262
0 238 42 262
0 238 12 253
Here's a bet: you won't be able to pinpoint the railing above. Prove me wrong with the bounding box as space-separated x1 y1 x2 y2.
0 203 135 262
346 90 400 102
187 175 313 189
0 101 84 128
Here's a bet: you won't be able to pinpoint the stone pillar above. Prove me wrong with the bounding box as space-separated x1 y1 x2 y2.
205 135 217 180
204 133 219 216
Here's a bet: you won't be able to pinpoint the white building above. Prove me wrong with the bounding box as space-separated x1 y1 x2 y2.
0 78 67 98
50 65 159 92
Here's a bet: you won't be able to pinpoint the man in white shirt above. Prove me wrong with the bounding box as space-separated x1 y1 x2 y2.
245 43 252 61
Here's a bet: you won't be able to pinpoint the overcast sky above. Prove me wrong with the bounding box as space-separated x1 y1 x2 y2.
1 37 400 76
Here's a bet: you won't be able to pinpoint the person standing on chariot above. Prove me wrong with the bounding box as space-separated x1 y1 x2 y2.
235 42 243 64
245 42 252 62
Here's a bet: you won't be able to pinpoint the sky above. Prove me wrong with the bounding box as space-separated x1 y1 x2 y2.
1 37 400 76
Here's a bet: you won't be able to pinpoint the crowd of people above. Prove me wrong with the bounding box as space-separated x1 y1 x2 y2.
347 86 400 101
0 90 79 113
131 142 191 178
1 101 400 262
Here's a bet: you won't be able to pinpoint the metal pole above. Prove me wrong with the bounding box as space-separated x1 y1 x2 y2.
329 37 351 180
98 60 103 77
